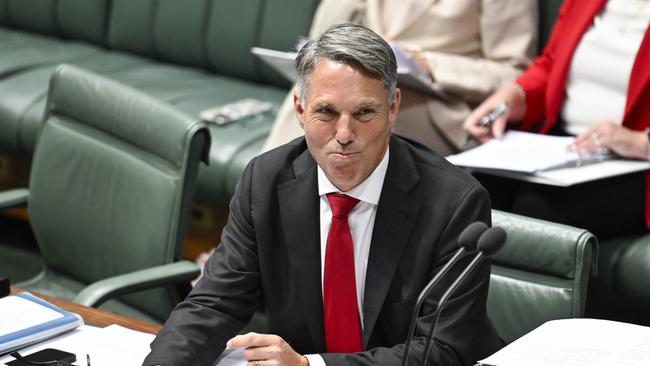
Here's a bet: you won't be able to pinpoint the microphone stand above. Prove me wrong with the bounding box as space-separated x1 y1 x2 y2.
400 222 488 366
421 227 507 366
421 253 486 365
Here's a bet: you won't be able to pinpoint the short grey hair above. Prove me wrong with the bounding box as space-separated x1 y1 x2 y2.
295 23 398 103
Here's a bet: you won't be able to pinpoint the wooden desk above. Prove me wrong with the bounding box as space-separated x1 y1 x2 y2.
10 287 161 334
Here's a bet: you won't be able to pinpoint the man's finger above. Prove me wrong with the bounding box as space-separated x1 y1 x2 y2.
227 332 268 349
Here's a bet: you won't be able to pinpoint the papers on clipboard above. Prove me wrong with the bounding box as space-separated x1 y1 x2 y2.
478 318 650 366
251 43 447 99
446 131 650 186
0 292 83 354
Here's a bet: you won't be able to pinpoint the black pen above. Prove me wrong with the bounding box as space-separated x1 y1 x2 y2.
479 101 509 128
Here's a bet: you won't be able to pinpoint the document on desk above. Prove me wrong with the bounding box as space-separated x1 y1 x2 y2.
0 325 155 366
0 292 83 354
446 131 650 186
478 318 650 366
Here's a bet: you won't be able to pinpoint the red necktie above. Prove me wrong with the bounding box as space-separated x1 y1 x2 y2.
324 193 363 353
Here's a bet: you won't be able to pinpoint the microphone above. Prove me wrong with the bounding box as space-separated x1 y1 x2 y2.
421 227 507 366
400 222 488 366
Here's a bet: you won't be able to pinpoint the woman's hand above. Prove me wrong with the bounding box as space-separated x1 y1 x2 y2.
463 84 526 144
570 121 649 160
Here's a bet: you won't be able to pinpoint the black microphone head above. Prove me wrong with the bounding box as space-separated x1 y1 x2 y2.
458 221 489 253
477 226 507 256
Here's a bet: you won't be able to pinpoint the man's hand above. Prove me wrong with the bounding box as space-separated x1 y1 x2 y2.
226 332 310 366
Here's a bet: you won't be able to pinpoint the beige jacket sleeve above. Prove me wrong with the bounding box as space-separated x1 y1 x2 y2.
422 0 537 102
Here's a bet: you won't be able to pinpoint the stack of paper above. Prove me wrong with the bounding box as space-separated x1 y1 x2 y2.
0 292 83 354
446 131 650 186
0 324 155 366
478 318 650 366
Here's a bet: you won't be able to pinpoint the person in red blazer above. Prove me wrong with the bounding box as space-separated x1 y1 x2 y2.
463 0 650 236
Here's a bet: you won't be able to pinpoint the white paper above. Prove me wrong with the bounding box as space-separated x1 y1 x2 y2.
479 319 650 366
213 347 246 366
447 131 585 173
250 47 297 82
0 293 83 354
0 296 63 334
446 131 650 186
0 325 155 366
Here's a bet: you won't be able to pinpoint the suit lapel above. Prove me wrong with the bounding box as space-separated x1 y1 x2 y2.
362 138 422 348
277 151 325 351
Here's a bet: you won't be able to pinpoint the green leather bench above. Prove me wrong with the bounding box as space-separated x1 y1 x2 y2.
0 0 319 207
1 0 566 209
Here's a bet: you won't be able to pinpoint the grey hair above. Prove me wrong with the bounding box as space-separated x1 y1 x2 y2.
295 23 398 103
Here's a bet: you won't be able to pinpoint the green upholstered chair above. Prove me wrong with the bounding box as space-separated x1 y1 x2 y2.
0 64 210 324
488 210 598 343
589 234 650 326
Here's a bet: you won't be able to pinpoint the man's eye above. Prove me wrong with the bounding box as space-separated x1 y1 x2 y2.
355 108 376 121
315 107 337 120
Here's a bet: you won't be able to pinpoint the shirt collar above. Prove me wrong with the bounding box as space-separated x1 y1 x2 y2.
317 146 389 205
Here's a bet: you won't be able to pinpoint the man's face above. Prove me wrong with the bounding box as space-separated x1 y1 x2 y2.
294 58 400 192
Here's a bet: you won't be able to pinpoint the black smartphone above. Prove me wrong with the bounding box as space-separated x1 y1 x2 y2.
6 348 76 365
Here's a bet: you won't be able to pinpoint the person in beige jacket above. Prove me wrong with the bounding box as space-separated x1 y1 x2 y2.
263 0 537 155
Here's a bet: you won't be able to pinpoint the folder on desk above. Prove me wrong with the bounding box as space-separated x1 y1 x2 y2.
446 131 650 186
0 292 83 354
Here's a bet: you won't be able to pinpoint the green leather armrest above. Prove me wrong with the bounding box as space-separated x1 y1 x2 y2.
73 260 200 308
489 210 598 343
0 188 29 210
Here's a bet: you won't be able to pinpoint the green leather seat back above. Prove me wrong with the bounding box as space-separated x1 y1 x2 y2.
205 0 319 87
0 1 7 25
1 0 108 44
489 210 597 343
25 64 209 322
107 0 209 68
609 234 650 304
107 0 318 85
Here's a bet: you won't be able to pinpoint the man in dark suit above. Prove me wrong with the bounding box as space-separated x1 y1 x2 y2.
144 23 502 366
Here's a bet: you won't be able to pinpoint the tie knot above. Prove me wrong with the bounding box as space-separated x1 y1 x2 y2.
327 193 360 218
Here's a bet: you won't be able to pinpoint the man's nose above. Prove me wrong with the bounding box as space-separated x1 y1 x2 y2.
335 113 355 146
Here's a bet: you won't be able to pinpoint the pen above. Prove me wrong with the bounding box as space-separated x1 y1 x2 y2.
460 101 509 148
479 101 509 128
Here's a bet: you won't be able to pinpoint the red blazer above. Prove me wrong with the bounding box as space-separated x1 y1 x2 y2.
515 0 650 229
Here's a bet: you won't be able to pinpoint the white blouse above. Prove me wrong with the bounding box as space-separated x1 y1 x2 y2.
562 0 650 136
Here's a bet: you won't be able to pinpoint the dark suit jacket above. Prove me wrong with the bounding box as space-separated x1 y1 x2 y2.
144 136 503 366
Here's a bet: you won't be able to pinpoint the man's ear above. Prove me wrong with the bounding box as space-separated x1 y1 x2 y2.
388 87 401 129
293 91 306 130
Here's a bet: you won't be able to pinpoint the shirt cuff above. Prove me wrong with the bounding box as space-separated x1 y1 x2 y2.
304 354 326 366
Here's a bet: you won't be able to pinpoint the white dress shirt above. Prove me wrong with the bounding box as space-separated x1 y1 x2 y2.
305 147 390 365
